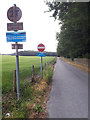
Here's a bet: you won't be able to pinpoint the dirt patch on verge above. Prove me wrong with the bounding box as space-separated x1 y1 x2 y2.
61 57 90 74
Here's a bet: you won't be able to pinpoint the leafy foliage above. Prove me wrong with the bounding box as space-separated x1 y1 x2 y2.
46 2 89 58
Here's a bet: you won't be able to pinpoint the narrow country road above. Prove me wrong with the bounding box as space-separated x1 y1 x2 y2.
47 57 88 118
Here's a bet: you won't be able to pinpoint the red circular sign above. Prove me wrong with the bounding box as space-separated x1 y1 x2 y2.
37 43 45 52
7 6 22 22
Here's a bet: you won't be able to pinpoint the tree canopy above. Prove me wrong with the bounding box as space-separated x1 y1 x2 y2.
46 2 89 58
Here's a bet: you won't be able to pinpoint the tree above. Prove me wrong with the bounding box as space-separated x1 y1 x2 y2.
46 2 89 58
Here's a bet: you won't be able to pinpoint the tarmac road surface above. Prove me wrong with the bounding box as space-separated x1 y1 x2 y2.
47 57 88 118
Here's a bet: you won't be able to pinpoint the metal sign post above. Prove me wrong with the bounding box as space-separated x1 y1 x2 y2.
41 56 43 80
15 42 20 100
14 4 20 101
37 44 45 80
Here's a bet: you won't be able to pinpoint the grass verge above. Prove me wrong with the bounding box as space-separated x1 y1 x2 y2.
2 58 56 118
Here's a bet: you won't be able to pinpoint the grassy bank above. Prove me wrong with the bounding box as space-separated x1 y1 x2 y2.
2 58 56 118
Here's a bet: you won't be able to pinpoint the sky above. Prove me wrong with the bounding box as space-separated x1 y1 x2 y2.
0 0 60 54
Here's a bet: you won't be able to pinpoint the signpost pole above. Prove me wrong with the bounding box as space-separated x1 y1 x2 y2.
16 42 20 100
37 43 45 80
7 4 24 101
41 56 43 80
14 4 20 101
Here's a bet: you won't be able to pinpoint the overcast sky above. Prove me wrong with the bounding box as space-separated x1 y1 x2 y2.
0 0 60 54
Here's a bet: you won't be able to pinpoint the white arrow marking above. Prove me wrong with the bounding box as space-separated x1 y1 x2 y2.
38 47 45 49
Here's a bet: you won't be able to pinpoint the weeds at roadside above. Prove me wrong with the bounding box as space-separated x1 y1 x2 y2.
2 58 56 118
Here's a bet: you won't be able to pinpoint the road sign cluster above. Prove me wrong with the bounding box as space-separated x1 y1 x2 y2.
6 4 26 101
6 4 46 101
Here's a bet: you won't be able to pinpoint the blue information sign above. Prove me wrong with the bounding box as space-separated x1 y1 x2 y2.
6 31 26 42
37 52 46 57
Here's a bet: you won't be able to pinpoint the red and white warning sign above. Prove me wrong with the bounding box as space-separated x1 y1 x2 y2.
37 43 45 52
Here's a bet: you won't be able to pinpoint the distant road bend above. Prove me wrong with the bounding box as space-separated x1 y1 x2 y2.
47 57 88 118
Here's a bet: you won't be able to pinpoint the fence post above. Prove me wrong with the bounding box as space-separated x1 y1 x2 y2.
45 63 46 69
32 65 34 82
13 70 16 93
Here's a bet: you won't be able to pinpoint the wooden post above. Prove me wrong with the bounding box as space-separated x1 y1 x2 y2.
45 63 46 69
32 65 34 82
13 70 16 93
